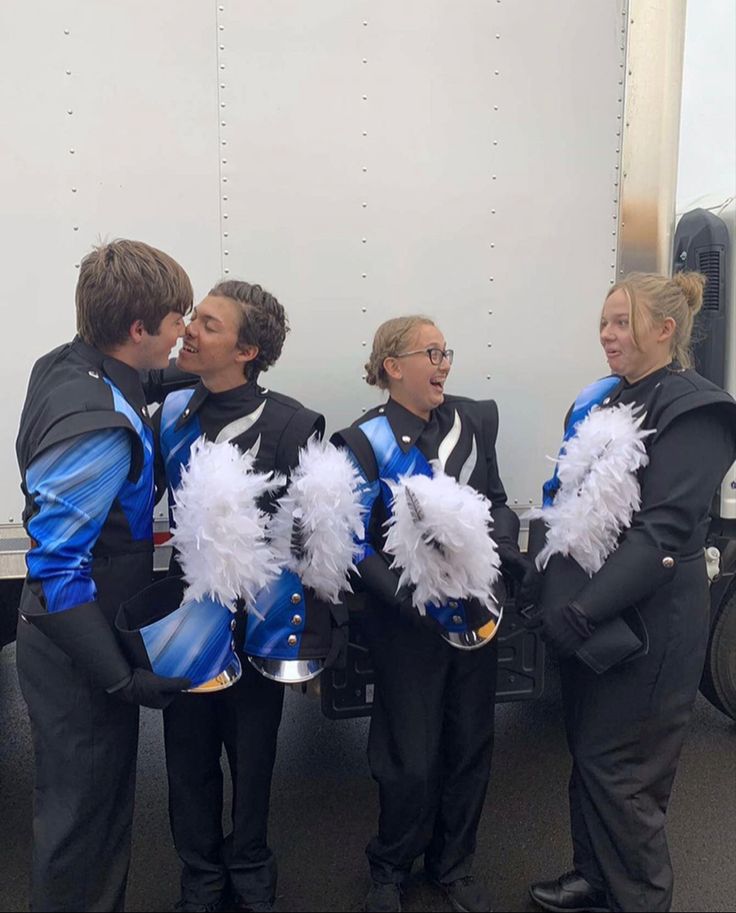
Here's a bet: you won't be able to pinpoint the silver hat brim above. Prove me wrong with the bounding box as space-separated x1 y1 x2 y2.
441 627 497 651
186 653 243 693
247 655 324 683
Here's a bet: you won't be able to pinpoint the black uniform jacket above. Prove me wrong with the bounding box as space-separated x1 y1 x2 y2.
16 336 158 626
154 378 325 506
542 366 736 667
332 395 519 611
155 379 333 663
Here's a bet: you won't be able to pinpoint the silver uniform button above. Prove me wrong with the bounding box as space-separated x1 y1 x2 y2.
287 634 298 646
378 406 385 414
662 556 675 568
291 614 302 626
449 600 458 609
452 614 463 625
291 593 302 604
401 435 411 444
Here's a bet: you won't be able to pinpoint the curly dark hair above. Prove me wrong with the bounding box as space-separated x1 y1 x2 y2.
208 279 289 377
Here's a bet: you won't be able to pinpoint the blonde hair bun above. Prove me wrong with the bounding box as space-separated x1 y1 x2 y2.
672 270 706 316
364 360 379 387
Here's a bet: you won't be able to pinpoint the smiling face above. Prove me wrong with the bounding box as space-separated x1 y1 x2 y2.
134 310 186 370
176 295 258 392
383 322 451 420
600 287 674 383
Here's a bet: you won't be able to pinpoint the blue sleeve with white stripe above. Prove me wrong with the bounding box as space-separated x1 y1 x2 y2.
25 428 132 613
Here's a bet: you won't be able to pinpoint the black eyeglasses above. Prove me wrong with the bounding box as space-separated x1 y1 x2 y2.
395 347 454 366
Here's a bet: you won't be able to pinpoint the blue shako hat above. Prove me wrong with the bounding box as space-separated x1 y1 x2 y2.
246 437 364 683
116 575 241 692
245 568 334 683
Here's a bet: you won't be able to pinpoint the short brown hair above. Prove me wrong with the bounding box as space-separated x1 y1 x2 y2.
364 316 435 389
76 239 192 349
605 271 705 368
209 280 289 377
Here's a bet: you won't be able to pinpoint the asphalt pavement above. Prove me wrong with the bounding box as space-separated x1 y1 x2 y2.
1 643 734 912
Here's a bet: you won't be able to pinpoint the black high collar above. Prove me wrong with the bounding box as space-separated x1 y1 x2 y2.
72 336 150 424
381 397 433 453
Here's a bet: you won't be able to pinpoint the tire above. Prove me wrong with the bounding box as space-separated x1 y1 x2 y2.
700 588 736 721
0 579 23 648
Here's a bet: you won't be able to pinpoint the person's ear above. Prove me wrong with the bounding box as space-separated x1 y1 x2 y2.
129 319 146 344
659 316 676 343
235 344 259 365
383 356 402 382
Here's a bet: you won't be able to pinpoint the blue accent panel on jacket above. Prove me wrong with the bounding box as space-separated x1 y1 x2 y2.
104 378 155 540
140 594 239 687
159 389 201 522
359 416 474 632
360 415 433 515
245 569 305 660
542 376 621 506
26 428 131 612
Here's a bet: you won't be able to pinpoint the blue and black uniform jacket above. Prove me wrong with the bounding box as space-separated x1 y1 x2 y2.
155 379 339 664
16 336 157 621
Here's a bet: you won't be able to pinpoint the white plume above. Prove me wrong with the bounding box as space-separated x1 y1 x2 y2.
170 437 284 609
268 437 365 603
383 466 501 611
527 403 653 575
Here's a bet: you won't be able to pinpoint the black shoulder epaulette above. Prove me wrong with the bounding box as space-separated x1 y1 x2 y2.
331 425 379 482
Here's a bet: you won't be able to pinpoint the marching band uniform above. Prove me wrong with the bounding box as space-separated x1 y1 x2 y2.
15 337 169 911
156 379 324 912
533 366 736 913
332 395 523 895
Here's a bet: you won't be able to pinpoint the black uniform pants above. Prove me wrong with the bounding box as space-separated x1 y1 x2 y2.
559 557 710 913
362 606 498 885
163 656 285 906
16 617 140 913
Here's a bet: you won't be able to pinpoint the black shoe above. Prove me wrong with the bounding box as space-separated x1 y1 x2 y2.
433 875 492 912
174 899 224 913
529 871 608 912
364 880 402 913
228 897 274 913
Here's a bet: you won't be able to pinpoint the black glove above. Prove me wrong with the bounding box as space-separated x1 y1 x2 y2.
324 601 350 671
517 564 544 611
496 543 529 581
113 668 191 710
22 593 190 707
397 594 445 636
542 602 594 659
497 544 543 611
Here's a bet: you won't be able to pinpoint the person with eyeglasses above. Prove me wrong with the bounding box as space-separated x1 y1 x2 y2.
331 315 536 913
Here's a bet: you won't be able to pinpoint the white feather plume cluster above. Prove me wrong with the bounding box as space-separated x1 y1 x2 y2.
527 403 653 575
268 437 365 603
383 467 501 611
170 437 284 608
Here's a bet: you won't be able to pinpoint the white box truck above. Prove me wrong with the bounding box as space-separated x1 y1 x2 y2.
2 1 733 716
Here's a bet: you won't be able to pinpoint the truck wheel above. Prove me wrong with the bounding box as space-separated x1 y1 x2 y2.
700 589 736 721
0 579 23 650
